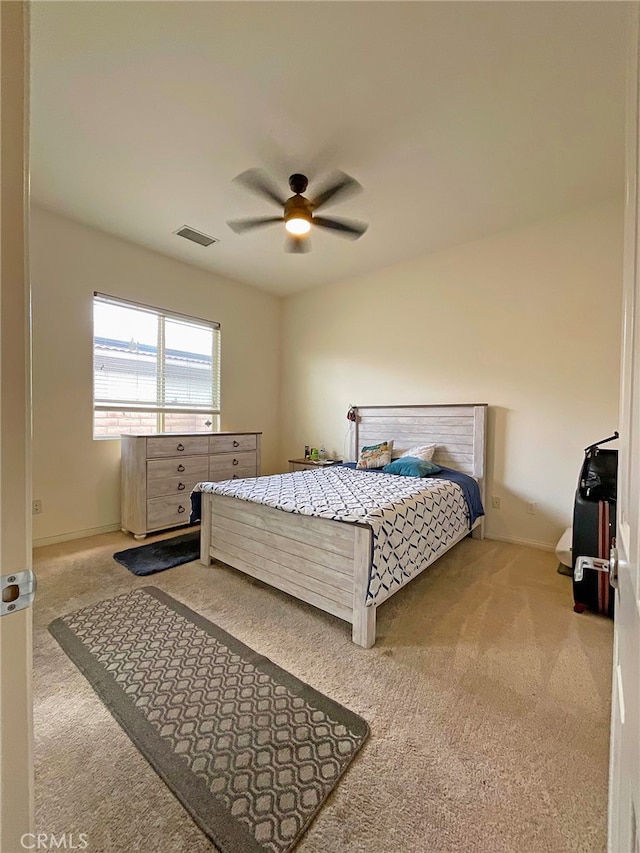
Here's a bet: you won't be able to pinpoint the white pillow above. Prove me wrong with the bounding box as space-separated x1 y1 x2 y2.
392 443 436 462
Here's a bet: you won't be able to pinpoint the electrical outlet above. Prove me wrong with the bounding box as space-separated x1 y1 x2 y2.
32 499 42 515
491 497 501 509
526 501 537 515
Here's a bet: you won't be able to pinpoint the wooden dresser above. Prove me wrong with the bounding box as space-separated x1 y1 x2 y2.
121 431 262 539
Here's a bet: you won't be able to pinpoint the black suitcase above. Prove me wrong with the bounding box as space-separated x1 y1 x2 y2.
572 495 615 617
571 435 618 618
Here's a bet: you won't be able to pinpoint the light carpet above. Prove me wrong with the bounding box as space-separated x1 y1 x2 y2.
33 531 613 853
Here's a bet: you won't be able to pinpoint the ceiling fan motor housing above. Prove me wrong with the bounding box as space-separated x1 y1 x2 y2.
288 173 309 194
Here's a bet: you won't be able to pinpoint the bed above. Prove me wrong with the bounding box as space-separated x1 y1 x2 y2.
197 404 487 648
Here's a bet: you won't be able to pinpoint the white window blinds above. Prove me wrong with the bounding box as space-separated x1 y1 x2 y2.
93 293 220 415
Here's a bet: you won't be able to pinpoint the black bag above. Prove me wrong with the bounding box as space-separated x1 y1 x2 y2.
579 447 618 501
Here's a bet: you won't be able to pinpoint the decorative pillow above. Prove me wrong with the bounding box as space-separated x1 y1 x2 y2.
382 456 441 477
391 443 437 461
356 440 394 470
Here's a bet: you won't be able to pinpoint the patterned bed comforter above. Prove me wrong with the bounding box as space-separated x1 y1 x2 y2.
194 467 470 606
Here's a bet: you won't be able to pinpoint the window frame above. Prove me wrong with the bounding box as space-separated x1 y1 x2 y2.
93 292 221 439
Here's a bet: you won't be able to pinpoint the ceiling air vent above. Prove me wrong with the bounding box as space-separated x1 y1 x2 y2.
174 225 218 247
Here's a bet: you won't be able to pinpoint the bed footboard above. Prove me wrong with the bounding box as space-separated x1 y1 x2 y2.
352 526 375 647
200 492 376 647
471 517 485 539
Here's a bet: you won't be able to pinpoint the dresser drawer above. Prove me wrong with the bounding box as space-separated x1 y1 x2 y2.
209 451 256 475
209 434 257 454
147 495 191 530
208 465 257 482
147 472 207 499
147 457 209 482
146 435 209 459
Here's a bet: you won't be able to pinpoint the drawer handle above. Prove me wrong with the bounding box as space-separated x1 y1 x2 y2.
177 443 185 452
177 483 186 491
177 464 185 472
233 458 239 466
233 440 240 448
177 505 186 514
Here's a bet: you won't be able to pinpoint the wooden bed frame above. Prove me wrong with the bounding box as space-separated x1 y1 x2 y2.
200 404 487 648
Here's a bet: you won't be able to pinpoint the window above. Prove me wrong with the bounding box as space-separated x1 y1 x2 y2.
93 293 220 438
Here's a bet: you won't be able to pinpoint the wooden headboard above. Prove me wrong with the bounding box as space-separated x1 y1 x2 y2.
352 403 488 509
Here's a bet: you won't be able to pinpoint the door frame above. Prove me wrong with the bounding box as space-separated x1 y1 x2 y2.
0 2 34 850
607 3 640 850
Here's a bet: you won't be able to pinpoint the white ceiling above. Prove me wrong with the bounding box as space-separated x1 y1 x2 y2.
30 1 627 296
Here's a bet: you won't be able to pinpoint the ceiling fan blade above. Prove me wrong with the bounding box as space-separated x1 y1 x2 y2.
227 216 283 234
232 168 286 208
313 216 368 239
310 171 362 212
286 235 311 254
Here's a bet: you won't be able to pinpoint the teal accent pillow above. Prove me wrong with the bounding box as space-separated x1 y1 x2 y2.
382 456 441 478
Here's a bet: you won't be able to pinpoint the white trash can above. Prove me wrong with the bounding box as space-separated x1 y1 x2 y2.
555 526 572 576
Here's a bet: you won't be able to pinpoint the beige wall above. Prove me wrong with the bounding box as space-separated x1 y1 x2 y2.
30 206 281 545
32 201 623 551
281 201 623 550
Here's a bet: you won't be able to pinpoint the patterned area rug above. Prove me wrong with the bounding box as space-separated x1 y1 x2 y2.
113 531 200 576
49 587 369 853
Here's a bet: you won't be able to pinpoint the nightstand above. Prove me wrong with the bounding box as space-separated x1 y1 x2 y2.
289 458 343 472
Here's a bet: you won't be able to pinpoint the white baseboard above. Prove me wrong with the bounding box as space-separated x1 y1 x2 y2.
33 523 121 549
34 525 557 554
485 534 557 553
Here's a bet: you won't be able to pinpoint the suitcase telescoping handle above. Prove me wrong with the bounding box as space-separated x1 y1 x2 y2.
574 540 618 588
584 431 619 453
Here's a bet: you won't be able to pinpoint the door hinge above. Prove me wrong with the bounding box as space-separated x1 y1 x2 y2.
1 570 36 616
609 542 619 588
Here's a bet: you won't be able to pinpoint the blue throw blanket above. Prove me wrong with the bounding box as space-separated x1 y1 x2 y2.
431 466 485 527
190 491 202 525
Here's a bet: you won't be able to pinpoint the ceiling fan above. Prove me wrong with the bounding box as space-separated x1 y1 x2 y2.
227 169 368 253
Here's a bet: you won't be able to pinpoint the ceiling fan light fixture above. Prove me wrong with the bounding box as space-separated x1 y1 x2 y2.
285 216 311 236
228 170 368 251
